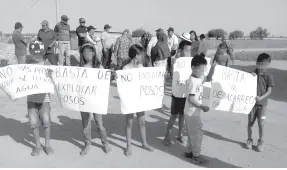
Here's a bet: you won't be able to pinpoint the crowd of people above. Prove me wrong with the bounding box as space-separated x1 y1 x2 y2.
9 15 275 165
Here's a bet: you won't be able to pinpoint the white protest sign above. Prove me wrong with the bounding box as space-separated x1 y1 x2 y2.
51 66 111 114
116 67 165 114
172 57 211 103
209 65 257 114
0 64 54 100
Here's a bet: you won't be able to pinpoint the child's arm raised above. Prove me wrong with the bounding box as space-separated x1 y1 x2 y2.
204 63 216 83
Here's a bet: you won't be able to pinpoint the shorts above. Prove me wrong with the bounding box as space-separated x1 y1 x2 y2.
171 95 186 115
248 104 267 126
27 102 51 128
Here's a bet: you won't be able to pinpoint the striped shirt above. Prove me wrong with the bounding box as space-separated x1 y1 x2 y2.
114 35 132 59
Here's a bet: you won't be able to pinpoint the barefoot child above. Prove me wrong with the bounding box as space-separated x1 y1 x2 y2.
164 40 192 146
78 43 111 156
246 53 275 152
122 44 154 157
27 42 53 156
184 55 216 164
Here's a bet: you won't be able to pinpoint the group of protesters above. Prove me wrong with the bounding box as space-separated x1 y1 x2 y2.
8 14 274 165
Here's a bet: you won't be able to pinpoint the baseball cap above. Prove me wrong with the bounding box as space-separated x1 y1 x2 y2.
87 25 96 32
167 27 174 32
14 22 23 29
155 28 164 33
41 20 49 26
61 15 69 21
104 24 112 29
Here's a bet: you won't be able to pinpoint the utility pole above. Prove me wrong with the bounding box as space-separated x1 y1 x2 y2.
55 0 60 23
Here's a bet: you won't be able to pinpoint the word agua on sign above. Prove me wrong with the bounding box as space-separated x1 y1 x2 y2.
57 83 97 96
221 68 245 83
16 84 39 94
0 66 12 79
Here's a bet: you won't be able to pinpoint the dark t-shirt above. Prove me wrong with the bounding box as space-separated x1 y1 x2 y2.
76 25 87 47
254 69 275 106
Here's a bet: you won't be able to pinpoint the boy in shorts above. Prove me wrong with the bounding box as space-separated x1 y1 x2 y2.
246 53 275 152
164 40 192 146
27 52 53 156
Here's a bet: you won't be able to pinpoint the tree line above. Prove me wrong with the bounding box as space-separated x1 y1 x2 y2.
131 27 270 40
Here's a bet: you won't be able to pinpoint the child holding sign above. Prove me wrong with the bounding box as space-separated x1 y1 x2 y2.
27 42 53 156
78 43 111 156
184 55 216 164
246 53 275 152
164 40 192 146
122 44 154 157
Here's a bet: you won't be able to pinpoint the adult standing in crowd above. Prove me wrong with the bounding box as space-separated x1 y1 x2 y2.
147 28 164 58
114 29 132 70
101 24 114 69
151 32 170 67
140 32 151 50
189 30 200 57
85 25 98 46
76 18 87 51
37 20 57 65
54 15 71 66
167 27 179 75
198 34 209 56
12 22 27 64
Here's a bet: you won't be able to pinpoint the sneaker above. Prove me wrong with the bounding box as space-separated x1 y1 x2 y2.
190 155 206 165
257 140 264 152
163 137 172 146
176 136 184 144
246 139 253 149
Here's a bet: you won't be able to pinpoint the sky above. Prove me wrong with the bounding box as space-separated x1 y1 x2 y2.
0 0 286 36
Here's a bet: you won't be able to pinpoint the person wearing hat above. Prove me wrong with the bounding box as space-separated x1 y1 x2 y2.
54 15 71 66
85 25 98 46
167 27 179 76
100 24 114 69
146 28 164 57
76 18 87 51
12 22 27 64
37 20 57 65
114 29 132 70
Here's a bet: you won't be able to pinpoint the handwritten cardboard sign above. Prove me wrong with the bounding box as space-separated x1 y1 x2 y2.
0 64 54 100
172 57 211 104
116 67 165 114
209 65 257 114
51 66 111 114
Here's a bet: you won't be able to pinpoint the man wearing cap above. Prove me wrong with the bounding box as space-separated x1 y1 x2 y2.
147 28 164 58
76 18 87 51
85 25 98 45
167 27 178 76
12 22 27 64
100 24 114 69
54 15 71 66
37 20 57 65
114 29 132 70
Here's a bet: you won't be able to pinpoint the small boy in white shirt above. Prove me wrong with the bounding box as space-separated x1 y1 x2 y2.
184 55 216 164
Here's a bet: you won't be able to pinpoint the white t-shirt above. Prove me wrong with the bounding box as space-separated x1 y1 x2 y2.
147 36 158 57
100 31 113 49
167 34 179 51
171 57 192 98
184 75 204 117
